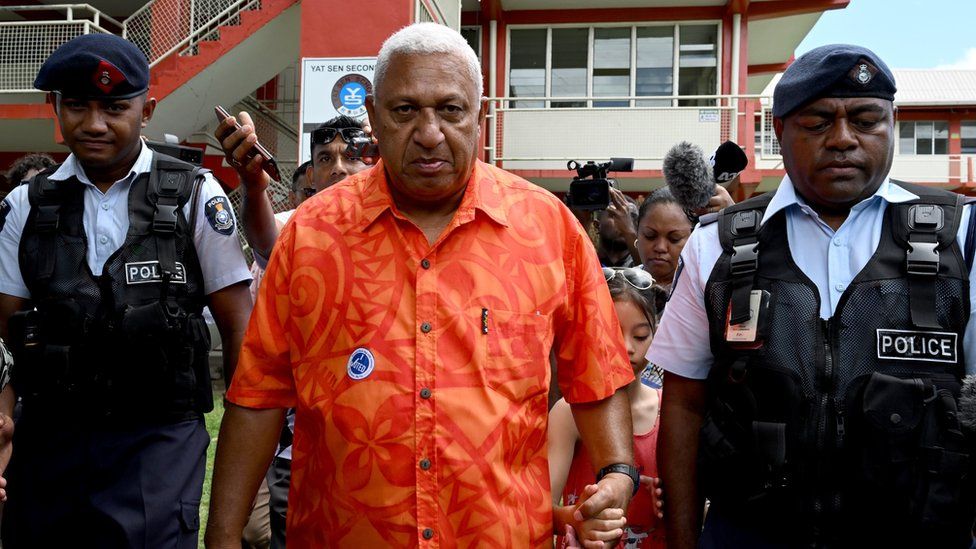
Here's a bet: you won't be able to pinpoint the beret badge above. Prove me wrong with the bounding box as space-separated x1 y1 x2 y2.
850 60 877 86
91 59 125 94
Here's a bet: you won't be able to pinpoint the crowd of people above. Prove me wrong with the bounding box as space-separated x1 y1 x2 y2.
0 19 973 549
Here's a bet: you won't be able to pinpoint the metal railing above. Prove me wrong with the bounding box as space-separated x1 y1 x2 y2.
122 0 261 67
0 4 122 93
486 94 769 167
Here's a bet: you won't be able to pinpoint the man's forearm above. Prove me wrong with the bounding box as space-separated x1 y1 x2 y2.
209 282 252 386
241 188 279 260
660 372 707 549
205 403 284 548
570 389 634 472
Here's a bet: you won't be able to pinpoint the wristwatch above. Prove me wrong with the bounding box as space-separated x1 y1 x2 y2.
595 463 640 496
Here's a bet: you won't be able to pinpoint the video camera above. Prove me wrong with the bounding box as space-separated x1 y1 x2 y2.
565 157 634 211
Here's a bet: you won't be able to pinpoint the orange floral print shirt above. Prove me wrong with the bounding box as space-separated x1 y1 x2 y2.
227 159 633 547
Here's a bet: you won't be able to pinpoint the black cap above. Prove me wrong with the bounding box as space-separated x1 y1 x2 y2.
34 34 149 100
773 44 896 119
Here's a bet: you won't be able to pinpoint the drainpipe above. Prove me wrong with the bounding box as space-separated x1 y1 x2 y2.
489 19 498 164
731 12 741 140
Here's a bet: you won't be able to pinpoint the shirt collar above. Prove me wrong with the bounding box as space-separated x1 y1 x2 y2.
49 141 152 186
360 160 510 230
761 175 918 226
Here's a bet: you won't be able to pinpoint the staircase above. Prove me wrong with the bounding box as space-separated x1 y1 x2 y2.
0 0 300 153
134 0 300 141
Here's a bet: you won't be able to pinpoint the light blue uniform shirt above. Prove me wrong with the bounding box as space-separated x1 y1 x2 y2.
0 143 251 298
648 176 976 379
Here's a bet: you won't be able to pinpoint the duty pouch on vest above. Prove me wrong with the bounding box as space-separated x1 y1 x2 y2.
8 302 88 399
119 303 212 413
698 357 805 521
846 371 975 544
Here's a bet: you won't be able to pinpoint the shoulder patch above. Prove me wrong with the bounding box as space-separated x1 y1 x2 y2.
205 196 235 235
0 199 10 233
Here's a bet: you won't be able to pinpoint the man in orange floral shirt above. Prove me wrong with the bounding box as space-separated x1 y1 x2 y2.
205 23 636 548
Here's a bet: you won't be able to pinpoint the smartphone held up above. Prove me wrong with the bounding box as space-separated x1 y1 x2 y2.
214 105 282 182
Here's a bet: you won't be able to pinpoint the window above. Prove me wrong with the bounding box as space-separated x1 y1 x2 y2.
461 27 481 60
509 29 546 108
677 25 718 106
899 121 948 155
508 23 718 108
551 28 588 107
593 28 631 107
962 121 976 154
636 27 673 106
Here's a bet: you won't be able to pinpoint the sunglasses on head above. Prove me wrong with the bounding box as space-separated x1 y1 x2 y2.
602 267 654 290
311 127 365 145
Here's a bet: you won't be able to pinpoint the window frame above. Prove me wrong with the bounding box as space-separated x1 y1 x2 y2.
899 121 950 156
504 21 722 108
461 25 482 60
961 120 976 155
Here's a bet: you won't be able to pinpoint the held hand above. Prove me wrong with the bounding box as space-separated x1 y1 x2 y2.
570 475 634 548
640 475 664 519
214 110 270 194
605 188 637 240
697 185 735 215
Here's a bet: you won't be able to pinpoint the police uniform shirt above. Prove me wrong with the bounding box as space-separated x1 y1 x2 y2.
0 143 251 298
647 176 976 379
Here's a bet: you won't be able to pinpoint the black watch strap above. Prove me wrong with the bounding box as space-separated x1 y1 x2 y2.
595 463 639 496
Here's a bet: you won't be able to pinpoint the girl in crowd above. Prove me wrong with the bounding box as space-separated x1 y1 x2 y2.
548 267 665 549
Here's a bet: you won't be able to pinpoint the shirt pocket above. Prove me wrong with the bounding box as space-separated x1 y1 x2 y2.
482 308 553 402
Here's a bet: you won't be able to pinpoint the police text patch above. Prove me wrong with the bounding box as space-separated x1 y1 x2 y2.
876 329 958 364
125 261 186 285
205 196 235 235
0 199 10 233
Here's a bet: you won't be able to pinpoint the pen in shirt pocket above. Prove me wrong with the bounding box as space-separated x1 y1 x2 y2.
481 307 489 334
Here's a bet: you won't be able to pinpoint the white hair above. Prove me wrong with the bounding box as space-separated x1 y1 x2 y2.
373 23 483 99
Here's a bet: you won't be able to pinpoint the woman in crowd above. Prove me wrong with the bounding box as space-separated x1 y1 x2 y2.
635 188 697 299
548 267 665 549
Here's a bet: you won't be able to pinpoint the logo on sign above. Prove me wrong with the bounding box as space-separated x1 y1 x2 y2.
346 348 375 380
331 74 372 117
125 261 187 285
876 328 958 364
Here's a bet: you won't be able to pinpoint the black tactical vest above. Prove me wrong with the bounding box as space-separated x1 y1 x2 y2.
699 182 976 547
9 154 214 424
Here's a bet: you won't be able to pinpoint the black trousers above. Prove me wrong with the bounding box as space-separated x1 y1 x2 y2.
1 414 209 549
266 456 291 549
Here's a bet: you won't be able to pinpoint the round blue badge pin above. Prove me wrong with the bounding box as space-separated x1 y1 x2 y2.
347 348 375 380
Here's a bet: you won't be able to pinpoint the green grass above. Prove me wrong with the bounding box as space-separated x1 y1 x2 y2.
199 393 226 548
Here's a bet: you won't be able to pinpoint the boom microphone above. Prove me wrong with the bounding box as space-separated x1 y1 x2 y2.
711 140 749 183
663 141 714 211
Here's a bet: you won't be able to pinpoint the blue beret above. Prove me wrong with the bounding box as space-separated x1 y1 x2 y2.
773 44 896 119
34 34 149 100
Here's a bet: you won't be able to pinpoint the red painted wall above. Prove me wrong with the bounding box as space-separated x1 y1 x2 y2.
299 0 412 58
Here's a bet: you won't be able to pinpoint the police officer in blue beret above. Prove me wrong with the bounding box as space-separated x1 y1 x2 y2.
651 44 976 547
0 33 252 547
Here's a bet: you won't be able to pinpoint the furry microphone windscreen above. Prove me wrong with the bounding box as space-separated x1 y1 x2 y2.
959 374 976 433
663 141 714 211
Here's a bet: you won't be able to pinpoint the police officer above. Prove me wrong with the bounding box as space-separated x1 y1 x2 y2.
651 44 976 548
0 34 252 547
